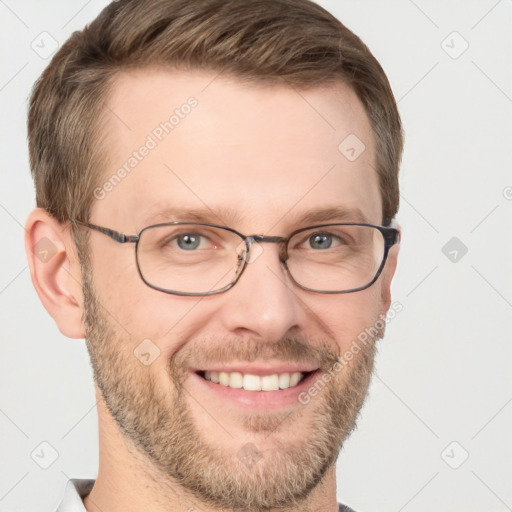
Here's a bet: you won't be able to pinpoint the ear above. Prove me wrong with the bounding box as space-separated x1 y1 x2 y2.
24 208 85 338
379 225 401 316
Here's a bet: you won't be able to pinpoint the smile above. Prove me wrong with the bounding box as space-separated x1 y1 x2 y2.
191 364 321 409
200 371 308 391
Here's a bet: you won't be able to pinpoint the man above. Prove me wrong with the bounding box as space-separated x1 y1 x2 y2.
24 0 402 510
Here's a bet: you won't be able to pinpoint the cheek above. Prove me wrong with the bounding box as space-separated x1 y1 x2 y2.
311 287 383 349
89 238 201 341
89 238 139 300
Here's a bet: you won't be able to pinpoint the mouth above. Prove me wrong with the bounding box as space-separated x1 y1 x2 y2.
189 366 321 410
197 370 312 391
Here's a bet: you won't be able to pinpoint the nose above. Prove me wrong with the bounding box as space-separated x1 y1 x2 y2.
216 240 305 342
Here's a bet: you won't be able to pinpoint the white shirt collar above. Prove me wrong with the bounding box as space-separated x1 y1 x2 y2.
56 479 94 512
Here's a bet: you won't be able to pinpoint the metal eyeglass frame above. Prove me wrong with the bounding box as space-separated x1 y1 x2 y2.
70 218 400 296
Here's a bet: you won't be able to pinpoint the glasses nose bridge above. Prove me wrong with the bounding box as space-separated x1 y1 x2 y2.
246 234 288 262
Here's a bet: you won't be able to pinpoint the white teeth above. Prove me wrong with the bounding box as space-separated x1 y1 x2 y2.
229 372 243 389
243 374 262 391
290 372 302 386
202 371 306 391
278 373 290 389
261 374 280 391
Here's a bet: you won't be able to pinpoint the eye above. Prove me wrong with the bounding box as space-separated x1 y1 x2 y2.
154 227 226 254
307 233 339 250
176 233 202 250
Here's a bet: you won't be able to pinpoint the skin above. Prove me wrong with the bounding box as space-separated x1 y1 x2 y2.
25 69 399 512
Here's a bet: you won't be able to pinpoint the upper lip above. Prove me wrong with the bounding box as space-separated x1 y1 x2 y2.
192 363 319 376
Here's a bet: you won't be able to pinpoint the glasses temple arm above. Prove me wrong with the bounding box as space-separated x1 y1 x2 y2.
70 219 138 244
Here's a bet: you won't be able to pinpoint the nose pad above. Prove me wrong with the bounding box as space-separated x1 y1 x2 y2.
235 240 248 268
235 238 264 265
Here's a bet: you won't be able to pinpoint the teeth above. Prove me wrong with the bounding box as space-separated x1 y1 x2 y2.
290 372 301 386
208 371 220 383
278 373 290 389
203 371 305 391
261 374 279 391
229 372 243 388
243 374 261 391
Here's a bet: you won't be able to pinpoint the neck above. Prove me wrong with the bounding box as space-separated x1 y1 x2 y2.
84 393 340 512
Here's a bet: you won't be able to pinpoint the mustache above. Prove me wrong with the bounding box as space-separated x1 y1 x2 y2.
169 334 341 377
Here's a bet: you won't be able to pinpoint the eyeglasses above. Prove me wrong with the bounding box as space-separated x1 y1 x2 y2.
70 219 399 296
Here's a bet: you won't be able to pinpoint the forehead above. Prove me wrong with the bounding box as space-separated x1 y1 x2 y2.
94 68 381 232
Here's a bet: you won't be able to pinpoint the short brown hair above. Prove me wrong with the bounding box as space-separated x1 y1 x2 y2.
28 0 403 234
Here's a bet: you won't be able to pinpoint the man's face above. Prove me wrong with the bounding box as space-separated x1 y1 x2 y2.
82 69 397 510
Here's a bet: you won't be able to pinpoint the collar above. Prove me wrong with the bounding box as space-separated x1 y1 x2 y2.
55 479 94 512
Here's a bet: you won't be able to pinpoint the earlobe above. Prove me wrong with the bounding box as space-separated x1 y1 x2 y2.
24 208 86 339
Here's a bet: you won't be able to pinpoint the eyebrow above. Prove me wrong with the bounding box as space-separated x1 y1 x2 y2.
139 205 370 230
297 207 369 225
140 205 243 227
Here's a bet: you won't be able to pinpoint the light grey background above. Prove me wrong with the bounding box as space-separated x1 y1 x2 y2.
1 1 511 511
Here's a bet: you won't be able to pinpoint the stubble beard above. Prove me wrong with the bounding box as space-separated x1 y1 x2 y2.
82 266 379 511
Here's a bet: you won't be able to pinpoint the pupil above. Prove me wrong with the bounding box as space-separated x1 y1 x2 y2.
310 234 331 249
178 234 200 250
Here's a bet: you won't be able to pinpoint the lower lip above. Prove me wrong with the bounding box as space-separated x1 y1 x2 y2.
188 371 320 410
